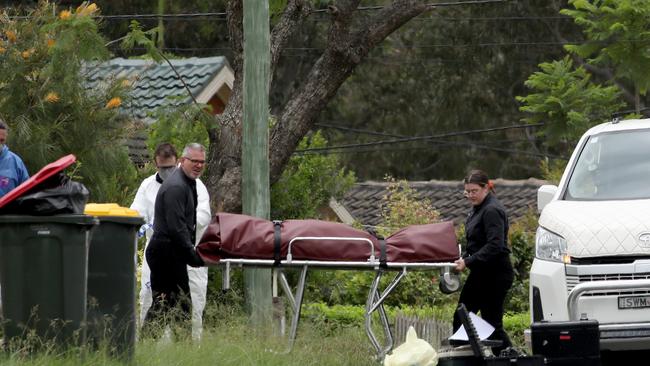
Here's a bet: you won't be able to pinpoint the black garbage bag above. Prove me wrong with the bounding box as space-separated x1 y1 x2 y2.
1 173 89 215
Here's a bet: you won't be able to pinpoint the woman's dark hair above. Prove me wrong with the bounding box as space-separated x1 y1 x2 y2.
464 169 495 193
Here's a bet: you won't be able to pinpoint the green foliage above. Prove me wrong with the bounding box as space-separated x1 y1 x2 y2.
0 3 139 205
562 0 650 96
517 56 624 145
302 302 529 351
302 302 366 328
540 159 566 185
503 312 530 351
302 302 455 329
376 177 440 237
305 268 457 308
270 131 356 219
147 102 212 152
506 209 538 313
120 21 163 62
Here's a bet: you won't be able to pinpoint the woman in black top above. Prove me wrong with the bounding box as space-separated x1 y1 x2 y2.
453 170 514 354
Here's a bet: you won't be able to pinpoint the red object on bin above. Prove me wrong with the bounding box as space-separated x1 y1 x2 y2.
0 154 76 209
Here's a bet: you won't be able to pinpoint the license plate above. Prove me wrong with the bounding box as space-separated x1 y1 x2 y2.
618 295 650 309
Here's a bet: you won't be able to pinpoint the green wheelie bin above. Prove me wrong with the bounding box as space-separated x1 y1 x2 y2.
84 204 143 360
0 214 98 350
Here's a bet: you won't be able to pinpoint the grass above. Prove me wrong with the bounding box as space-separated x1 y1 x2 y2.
0 313 379 366
0 301 531 365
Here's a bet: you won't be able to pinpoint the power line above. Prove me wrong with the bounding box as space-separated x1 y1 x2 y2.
309 0 506 13
5 0 515 22
108 46 545 65
101 12 227 20
5 12 575 23
109 39 579 54
427 0 506 7
297 123 545 152
6 12 227 20
314 122 547 151
294 137 566 159
315 123 541 144
412 15 572 21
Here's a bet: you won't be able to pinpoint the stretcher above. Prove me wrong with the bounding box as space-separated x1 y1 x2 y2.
197 213 461 359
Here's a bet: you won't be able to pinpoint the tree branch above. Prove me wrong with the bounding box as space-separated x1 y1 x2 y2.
268 0 430 184
351 0 428 54
270 0 311 79
226 0 244 75
327 0 361 45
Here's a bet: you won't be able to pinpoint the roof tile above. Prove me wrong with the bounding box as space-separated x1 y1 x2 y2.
339 178 546 226
84 56 228 124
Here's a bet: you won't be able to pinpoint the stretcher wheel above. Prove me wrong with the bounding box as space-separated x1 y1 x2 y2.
439 272 461 294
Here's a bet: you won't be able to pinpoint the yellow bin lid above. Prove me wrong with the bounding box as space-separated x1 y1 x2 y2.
84 203 141 217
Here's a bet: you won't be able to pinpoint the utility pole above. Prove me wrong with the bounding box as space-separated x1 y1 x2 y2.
242 0 272 327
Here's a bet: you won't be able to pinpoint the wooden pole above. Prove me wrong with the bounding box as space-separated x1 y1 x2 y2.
242 0 272 327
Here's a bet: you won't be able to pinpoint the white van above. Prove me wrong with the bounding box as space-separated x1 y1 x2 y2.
529 118 650 351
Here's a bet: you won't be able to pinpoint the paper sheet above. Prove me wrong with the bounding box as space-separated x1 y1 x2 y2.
448 311 495 341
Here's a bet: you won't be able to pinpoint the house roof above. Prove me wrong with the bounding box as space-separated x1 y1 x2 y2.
337 178 546 226
85 56 233 124
84 56 234 166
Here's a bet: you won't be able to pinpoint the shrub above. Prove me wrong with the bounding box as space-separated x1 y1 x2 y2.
271 131 356 220
0 2 140 204
506 209 538 313
503 312 530 351
146 101 211 152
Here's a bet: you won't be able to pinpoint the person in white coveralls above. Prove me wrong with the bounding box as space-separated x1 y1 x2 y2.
130 142 211 341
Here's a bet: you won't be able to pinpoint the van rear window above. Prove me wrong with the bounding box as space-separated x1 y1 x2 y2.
566 129 650 201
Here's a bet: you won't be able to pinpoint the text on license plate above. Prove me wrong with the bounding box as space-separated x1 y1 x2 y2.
618 295 650 309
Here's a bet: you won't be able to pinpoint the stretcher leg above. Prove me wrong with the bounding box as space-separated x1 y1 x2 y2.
365 270 383 357
369 268 407 313
365 269 406 360
287 265 309 352
278 270 296 310
375 291 393 357
222 261 231 290
365 269 408 360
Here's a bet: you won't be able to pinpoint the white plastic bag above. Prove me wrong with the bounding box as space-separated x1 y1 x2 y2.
384 326 438 366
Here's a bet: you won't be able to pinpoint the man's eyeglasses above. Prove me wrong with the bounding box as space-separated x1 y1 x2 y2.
185 158 206 165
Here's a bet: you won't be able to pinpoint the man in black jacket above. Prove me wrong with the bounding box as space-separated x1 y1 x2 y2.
142 143 206 339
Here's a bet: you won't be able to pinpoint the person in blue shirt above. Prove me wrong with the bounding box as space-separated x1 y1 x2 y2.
0 119 29 197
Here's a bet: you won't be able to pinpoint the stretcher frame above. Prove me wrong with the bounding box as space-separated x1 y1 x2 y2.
210 236 459 360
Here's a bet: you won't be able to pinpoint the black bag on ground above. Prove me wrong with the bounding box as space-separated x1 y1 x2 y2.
2 173 89 215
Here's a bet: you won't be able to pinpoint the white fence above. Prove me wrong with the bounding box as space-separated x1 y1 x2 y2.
393 312 453 348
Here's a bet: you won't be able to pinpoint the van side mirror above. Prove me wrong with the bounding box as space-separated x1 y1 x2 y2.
537 185 558 212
